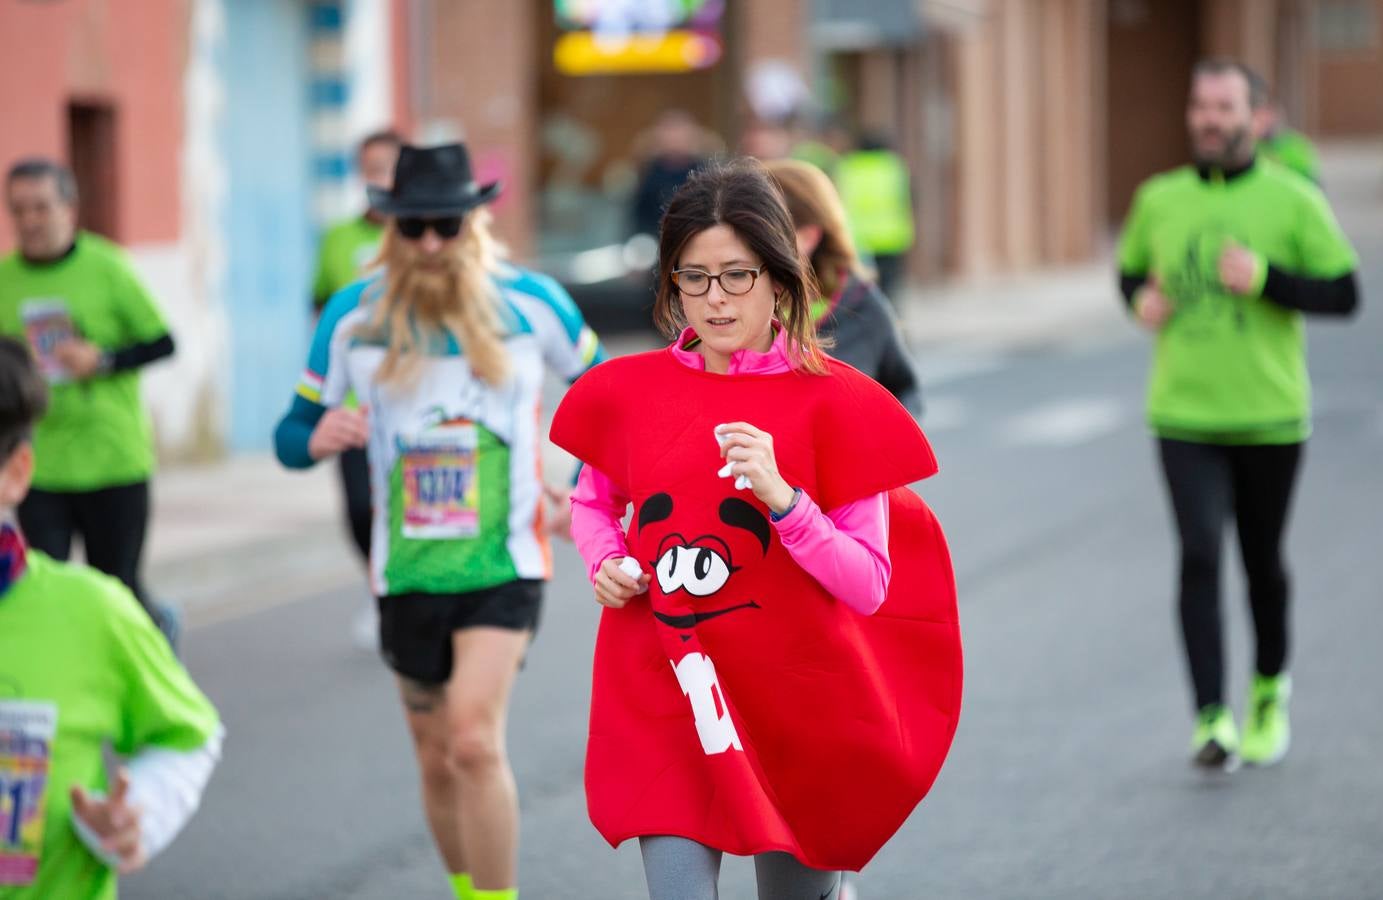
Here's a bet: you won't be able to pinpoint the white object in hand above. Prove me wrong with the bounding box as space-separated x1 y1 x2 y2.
717 460 753 491
618 556 648 594
714 426 752 491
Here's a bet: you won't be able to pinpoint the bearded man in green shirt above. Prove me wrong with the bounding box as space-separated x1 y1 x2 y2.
0 159 178 645
1118 59 1361 772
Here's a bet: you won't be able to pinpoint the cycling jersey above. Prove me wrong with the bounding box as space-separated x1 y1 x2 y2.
277 264 606 596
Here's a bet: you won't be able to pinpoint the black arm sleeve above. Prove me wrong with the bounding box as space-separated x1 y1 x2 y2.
856 282 924 418
876 332 924 419
109 333 175 373
1262 266 1359 316
1119 271 1148 309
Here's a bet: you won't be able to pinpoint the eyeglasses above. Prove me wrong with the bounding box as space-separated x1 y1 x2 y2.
670 266 765 297
396 216 464 240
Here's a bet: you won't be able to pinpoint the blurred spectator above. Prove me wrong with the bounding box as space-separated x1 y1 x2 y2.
0 157 179 646
835 132 916 299
311 129 405 311
631 110 708 238
1246 69 1320 184
787 114 850 176
739 119 793 161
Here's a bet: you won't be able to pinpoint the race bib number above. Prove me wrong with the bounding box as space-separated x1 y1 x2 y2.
401 422 480 539
19 300 76 384
0 700 57 886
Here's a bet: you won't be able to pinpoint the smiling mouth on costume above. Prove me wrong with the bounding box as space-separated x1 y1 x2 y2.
652 601 761 629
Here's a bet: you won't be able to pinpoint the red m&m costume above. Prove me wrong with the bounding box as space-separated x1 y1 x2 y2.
551 347 962 870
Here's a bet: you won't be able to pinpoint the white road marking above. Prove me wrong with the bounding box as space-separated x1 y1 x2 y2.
920 395 970 432
998 397 1127 447
918 351 1008 387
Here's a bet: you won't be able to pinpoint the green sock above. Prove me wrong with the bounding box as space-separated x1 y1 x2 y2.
471 888 517 900
449 872 474 900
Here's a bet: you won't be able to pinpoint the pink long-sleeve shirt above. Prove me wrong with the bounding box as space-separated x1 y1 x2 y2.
569 328 892 616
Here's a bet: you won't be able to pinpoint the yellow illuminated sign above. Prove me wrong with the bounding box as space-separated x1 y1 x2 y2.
554 29 722 75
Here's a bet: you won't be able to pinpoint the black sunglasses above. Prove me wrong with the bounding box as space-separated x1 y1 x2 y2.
396 216 464 240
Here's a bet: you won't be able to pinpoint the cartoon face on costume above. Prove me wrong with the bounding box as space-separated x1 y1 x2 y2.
635 492 771 634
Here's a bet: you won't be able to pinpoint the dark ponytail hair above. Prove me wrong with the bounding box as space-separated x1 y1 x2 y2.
652 158 829 374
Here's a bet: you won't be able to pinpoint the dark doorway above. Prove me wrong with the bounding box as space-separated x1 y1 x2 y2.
1105 0 1201 224
67 101 120 239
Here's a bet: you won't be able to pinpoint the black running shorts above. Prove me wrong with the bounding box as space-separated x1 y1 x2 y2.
377 579 543 685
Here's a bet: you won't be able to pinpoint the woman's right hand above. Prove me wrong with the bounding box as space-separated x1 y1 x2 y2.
594 557 650 609
308 407 369 460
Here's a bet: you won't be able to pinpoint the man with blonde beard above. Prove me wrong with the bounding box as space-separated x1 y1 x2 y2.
273 143 607 900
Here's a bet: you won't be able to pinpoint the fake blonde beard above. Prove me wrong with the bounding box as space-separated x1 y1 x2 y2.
367 229 510 386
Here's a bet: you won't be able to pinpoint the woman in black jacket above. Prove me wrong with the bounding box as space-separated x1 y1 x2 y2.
765 158 924 418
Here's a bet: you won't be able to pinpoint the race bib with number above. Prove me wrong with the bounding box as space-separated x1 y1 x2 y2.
0 700 58 886
19 300 76 384
401 422 480 539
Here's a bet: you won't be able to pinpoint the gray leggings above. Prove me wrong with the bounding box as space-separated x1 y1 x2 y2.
639 835 842 900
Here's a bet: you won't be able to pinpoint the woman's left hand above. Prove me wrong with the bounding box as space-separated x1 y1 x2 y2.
715 422 796 515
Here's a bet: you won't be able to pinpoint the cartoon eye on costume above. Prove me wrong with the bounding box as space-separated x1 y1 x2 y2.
680 547 732 596
654 535 735 597
654 543 682 594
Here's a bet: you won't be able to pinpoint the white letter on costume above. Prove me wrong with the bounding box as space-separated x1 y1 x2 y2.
671 652 743 755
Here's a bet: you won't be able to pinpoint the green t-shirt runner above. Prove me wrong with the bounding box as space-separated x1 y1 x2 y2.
0 234 170 492
0 549 220 900
1259 128 1320 184
1117 158 1358 444
311 215 385 310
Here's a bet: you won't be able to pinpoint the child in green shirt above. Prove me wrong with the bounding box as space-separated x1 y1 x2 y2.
0 337 222 899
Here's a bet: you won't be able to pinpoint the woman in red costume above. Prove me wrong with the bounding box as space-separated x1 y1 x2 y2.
550 159 961 900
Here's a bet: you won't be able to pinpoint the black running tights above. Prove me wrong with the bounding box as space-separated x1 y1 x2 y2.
1158 438 1302 711
337 447 372 562
19 481 155 617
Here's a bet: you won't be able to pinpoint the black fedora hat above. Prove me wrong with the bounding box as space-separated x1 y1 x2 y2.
367 142 501 217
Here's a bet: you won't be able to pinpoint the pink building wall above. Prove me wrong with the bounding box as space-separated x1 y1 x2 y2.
389 0 415 139
0 0 185 250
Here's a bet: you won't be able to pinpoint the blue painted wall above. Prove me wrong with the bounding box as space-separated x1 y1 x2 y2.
222 0 314 450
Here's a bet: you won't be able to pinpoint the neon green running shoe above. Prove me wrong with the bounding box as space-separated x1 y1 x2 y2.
1190 704 1239 771
1240 673 1291 766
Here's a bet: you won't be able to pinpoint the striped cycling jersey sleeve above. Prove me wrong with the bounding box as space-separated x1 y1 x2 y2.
275 279 371 469
503 266 608 381
296 280 368 404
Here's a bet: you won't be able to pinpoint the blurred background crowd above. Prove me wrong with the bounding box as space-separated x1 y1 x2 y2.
3 0 1381 463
